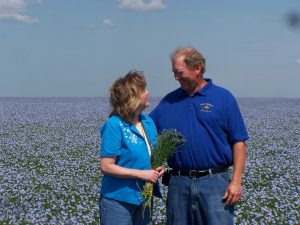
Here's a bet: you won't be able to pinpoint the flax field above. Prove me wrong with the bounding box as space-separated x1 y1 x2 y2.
0 97 299 224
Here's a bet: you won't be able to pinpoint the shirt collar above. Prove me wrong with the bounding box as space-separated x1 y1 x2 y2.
139 112 151 126
178 78 213 97
197 78 212 96
119 112 150 127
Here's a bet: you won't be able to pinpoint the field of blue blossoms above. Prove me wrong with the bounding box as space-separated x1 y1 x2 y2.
0 97 299 224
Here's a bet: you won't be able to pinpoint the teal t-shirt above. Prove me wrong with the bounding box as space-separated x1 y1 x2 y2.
100 113 158 205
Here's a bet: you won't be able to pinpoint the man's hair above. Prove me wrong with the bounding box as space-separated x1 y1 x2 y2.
171 47 206 74
109 70 146 122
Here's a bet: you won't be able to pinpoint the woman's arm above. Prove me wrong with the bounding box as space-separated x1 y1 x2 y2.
100 157 163 183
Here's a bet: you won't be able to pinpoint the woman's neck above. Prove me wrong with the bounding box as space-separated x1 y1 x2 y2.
132 113 141 125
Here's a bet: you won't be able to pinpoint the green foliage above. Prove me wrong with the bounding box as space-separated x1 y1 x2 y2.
142 129 185 210
152 129 185 169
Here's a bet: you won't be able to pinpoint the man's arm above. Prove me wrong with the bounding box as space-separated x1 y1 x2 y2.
223 141 246 205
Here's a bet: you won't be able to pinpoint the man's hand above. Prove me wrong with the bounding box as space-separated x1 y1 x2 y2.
222 180 242 205
223 141 246 205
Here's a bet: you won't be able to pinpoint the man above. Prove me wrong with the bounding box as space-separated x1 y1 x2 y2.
150 47 249 225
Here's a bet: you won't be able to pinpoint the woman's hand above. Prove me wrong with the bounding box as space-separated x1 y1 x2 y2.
155 166 165 178
100 158 163 183
139 166 164 183
139 170 160 183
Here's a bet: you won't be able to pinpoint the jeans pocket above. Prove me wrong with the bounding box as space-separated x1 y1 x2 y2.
99 197 108 214
216 172 230 185
168 175 180 186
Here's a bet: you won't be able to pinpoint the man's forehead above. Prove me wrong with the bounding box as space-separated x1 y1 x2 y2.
173 59 186 70
174 55 185 63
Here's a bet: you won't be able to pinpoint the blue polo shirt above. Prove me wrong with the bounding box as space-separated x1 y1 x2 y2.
100 113 158 205
150 79 249 170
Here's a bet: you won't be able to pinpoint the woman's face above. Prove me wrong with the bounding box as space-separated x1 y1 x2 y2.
139 89 150 110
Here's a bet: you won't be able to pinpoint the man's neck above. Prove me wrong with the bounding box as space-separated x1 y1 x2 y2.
188 79 208 96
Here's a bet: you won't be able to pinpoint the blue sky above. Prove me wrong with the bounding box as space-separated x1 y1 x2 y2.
0 0 299 98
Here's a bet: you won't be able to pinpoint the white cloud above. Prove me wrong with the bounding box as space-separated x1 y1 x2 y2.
297 58 300 65
0 0 41 24
118 0 166 11
103 19 114 27
0 13 39 24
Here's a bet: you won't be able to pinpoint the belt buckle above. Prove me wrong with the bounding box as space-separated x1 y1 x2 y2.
188 170 197 177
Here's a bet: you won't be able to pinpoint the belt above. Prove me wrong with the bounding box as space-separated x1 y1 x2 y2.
169 166 228 178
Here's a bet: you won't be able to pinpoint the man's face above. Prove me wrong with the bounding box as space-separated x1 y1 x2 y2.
172 55 201 95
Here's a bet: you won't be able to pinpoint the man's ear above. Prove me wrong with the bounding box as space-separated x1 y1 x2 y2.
195 65 202 75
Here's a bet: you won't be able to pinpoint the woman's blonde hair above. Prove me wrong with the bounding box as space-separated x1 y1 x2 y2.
109 70 146 122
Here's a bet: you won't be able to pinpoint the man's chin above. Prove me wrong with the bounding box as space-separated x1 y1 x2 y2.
180 86 189 93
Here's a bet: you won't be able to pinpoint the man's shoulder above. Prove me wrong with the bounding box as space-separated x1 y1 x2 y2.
161 88 182 102
209 82 236 100
210 82 231 95
150 88 182 118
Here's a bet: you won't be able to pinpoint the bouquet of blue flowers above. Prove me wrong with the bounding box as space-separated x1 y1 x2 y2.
141 129 185 210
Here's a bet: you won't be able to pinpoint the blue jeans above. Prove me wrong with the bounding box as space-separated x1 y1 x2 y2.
166 172 234 225
99 197 152 225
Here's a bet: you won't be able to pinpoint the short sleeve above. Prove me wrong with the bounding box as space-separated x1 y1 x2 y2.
100 119 122 157
226 100 249 145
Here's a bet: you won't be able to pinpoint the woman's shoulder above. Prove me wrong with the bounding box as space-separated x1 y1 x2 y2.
107 115 122 123
101 115 126 132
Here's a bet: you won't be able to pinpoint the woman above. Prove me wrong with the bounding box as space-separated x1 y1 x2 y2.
99 71 164 225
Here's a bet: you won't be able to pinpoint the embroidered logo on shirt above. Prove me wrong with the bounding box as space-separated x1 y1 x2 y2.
200 103 213 112
119 122 138 144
